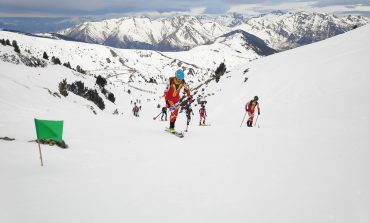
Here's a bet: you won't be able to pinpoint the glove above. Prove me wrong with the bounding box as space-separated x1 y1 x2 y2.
188 97 193 103
169 106 175 112
166 100 174 107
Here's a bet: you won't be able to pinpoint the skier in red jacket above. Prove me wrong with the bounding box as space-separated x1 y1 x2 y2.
164 69 192 133
245 96 260 127
199 104 207 125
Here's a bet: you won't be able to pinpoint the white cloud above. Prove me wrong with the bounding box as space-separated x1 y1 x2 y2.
72 7 207 20
0 1 369 18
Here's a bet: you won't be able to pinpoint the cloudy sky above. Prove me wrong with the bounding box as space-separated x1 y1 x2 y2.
0 0 369 17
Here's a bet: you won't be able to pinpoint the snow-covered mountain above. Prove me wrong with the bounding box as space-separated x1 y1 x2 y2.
197 13 251 27
1 19 370 223
58 15 228 51
58 12 369 51
163 30 276 69
235 11 369 50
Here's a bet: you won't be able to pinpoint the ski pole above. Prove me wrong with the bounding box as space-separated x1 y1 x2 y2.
254 115 259 127
240 112 247 127
153 111 162 120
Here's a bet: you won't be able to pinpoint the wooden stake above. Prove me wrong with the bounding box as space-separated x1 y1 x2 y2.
37 140 44 166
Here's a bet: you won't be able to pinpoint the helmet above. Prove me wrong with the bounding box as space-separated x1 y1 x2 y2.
175 69 184 80
254 96 259 101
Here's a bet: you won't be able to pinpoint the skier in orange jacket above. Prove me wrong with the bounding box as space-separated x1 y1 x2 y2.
164 69 192 132
245 96 260 127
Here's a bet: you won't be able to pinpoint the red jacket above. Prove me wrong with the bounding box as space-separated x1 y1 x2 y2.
199 107 206 116
164 77 190 105
246 100 260 114
132 106 139 112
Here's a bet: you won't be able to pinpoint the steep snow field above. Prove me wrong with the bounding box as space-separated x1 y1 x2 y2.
1 25 370 223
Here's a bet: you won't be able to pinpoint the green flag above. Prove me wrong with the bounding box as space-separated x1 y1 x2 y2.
34 119 64 143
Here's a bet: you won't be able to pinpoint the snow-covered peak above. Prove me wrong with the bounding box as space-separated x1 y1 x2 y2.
234 11 369 50
59 15 229 51
58 12 368 52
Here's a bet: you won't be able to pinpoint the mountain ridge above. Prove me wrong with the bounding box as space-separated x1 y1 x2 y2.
57 12 369 51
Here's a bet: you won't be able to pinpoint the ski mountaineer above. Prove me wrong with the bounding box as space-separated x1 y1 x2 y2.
245 96 260 127
132 103 140 117
161 106 167 121
164 69 192 133
185 106 194 126
199 104 207 125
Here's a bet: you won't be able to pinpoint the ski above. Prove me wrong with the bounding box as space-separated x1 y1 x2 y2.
165 128 184 138
199 124 211 126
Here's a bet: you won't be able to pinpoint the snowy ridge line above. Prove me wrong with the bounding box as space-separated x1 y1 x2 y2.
58 12 369 52
156 51 200 69
127 84 156 94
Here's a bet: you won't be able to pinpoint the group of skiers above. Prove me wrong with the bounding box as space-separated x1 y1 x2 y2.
160 104 207 126
132 103 141 117
162 68 261 133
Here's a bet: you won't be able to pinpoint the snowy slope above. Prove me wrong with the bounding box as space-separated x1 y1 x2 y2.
208 24 370 129
1 24 370 223
163 30 276 69
0 30 219 88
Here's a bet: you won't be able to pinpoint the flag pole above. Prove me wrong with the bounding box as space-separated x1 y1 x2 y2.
37 140 44 166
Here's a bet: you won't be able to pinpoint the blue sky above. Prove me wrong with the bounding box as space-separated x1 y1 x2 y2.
0 0 369 17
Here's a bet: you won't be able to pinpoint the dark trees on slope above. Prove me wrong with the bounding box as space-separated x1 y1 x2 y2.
96 75 107 88
12 40 20 53
76 65 86 74
58 79 106 110
43 52 49 60
108 93 115 103
51 56 61 65
58 79 68 97
215 62 226 83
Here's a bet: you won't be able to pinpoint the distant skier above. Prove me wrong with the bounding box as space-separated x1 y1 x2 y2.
245 96 260 127
164 69 192 133
199 104 207 125
186 106 194 126
132 103 140 117
161 106 167 121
